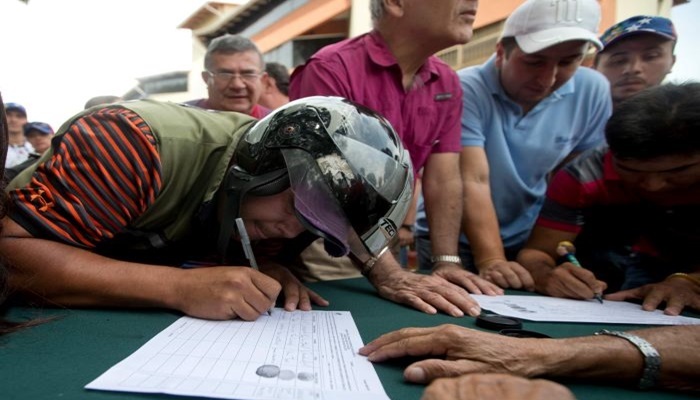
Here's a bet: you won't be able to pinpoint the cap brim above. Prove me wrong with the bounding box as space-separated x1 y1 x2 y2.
6 107 26 116
25 127 52 136
602 30 676 51
516 27 603 54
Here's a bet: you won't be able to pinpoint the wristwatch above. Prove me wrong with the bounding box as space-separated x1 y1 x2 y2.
430 255 461 265
400 224 414 232
595 329 661 389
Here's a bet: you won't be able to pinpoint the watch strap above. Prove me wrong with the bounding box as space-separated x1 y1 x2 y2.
595 329 661 389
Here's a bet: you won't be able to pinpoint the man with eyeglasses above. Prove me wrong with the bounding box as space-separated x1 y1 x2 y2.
186 34 271 119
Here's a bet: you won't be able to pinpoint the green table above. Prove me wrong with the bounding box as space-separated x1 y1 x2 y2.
0 278 696 400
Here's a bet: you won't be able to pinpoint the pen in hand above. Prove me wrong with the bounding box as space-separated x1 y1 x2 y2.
235 218 273 315
556 241 604 304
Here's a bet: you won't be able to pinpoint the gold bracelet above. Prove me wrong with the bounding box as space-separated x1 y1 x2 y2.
666 272 700 288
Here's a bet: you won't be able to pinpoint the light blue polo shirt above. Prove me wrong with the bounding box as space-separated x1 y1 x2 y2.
415 55 611 249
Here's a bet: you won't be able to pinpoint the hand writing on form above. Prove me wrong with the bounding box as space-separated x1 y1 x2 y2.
556 241 603 303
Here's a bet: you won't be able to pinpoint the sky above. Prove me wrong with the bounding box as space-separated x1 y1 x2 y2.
0 0 208 128
1 0 699 129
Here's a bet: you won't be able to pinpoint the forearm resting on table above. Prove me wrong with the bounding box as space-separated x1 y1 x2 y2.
530 326 700 391
1 235 181 309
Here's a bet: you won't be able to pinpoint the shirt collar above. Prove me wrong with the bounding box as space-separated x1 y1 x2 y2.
366 30 440 83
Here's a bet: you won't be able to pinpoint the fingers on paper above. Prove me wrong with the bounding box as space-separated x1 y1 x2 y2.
639 284 697 316
606 283 697 315
361 326 449 362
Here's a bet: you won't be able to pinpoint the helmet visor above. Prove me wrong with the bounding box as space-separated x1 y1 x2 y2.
282 146 413 261
283 148 352 257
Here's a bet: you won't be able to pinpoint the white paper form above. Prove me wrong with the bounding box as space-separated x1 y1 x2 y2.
472 295 700 325
86 309 390 400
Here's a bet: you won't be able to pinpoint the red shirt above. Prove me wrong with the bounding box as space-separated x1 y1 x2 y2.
537 147 700 264
9 108 162 247
290 30 462 176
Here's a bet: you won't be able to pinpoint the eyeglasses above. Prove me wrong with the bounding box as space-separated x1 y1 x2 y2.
206 70 261 84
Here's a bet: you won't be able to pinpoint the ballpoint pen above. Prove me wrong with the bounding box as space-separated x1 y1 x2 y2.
236 217 273 315
556 241 604 304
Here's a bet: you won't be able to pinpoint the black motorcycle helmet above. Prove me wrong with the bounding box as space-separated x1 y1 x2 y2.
217 96 413 267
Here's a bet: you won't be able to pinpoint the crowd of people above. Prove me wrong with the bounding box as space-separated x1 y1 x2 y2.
1 0 698 398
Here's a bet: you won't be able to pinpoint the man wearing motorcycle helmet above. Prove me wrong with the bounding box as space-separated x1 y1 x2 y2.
1 96 487 320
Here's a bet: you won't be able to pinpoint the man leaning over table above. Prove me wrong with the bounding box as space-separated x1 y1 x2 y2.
518 83 700 316
289 0 502 313
414 0 611 292
0 96 431 320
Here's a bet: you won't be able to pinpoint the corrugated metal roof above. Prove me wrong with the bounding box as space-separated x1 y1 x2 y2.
201 0 286 42
178 1 242 30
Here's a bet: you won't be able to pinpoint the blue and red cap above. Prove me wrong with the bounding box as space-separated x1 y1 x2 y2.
600 15 677 51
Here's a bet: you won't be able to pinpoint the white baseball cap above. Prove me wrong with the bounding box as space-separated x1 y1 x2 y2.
501 0 603 54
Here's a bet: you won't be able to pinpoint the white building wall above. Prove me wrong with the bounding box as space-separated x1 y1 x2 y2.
349 0 371 37
616 0 673 19
186 38 209 101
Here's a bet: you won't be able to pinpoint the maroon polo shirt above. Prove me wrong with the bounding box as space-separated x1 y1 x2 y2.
290 30 462 176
